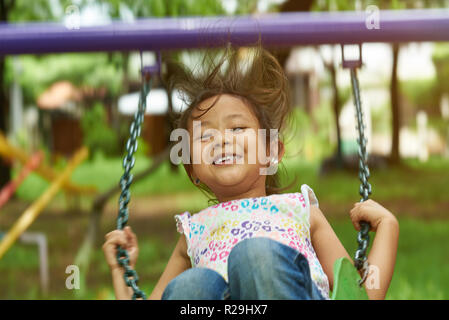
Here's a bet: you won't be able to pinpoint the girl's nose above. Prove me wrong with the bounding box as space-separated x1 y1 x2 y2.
213 139 230 150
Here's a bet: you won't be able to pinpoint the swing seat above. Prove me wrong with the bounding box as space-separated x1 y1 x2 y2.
331 257 369 300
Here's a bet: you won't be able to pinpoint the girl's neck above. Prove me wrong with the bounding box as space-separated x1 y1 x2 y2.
216 187 266 203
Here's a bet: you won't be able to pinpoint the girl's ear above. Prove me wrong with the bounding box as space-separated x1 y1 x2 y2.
267 137 285 164
184 164 201 185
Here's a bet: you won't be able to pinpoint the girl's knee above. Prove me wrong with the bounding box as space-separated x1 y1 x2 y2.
228 237 287 269
227 238 280 281
162 268 228 300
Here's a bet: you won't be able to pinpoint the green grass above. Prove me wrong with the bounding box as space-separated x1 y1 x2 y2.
5 145 449 300
331 218 449 300
14 152 198 204
14 152 449 210
1 217 448 299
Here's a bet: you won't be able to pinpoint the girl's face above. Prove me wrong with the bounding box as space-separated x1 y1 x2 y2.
187 94 279 202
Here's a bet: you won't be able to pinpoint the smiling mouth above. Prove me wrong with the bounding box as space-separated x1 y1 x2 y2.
213 154 243 165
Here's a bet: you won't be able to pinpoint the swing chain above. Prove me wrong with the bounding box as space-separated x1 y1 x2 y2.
349 67 372 286
116 71 152 300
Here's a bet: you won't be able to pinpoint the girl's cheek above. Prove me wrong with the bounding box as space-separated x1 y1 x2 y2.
192 140 211 164
237 131 258 151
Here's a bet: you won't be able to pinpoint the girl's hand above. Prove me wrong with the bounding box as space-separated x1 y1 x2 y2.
103 226 139 271
349 199 397 232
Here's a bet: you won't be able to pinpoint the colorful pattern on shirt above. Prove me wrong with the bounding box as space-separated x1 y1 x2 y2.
175 184 330 299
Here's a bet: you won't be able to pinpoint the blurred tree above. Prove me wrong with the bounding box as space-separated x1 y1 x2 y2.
379 0 447 165
312 0 357 168
320 46 345 167
433 43 449 99
314 0 447 167
263 0 315 71
431 43 449 139
92 0 227 171
80 102 120 157
0 0 58 188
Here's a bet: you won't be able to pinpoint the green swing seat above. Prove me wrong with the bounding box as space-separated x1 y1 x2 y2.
331 257 369 300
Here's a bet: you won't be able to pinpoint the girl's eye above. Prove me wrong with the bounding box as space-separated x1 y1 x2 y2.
232 127 246 133
200 134 211 141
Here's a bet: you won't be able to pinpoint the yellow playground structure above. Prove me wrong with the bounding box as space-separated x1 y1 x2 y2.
0 132 96 261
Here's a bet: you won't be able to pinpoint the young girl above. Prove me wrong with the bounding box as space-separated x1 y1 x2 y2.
103 43 399 300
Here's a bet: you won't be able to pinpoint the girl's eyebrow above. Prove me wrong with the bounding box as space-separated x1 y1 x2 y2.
193 114 249 129
225 114 249 122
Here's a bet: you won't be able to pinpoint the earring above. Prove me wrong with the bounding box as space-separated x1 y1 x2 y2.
195 178 200 185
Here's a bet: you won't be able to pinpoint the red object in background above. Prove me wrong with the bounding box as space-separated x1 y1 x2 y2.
0 151 44 210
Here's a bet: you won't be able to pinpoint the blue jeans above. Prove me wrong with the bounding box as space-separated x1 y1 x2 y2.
162 237 325 300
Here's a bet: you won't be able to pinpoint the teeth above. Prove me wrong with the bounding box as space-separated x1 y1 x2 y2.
214 155 241 164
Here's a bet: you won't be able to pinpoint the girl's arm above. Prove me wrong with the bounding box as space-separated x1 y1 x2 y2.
349 199 399 300
362 216 399 299
147 235 191 300
310 201 399 300
103 229 190 299
111 236 191 300
103 227 139 299
111 268 133 299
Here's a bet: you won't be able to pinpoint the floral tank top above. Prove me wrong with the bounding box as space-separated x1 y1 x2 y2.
174 184 330 299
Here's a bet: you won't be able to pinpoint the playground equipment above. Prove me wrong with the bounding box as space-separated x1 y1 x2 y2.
0 137 89 295
0 132 97 196
1 8 448 299
332 44 371 299
1 9 449 54
0 147 89 260
0 151 43 209
0 231 49 294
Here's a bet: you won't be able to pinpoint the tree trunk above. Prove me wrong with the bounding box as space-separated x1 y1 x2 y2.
389 43 401 165
328 62 343 166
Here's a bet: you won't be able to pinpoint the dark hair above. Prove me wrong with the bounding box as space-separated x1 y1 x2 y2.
166 40 295 203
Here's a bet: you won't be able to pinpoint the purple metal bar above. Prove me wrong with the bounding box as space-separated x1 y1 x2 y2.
1 9 449 55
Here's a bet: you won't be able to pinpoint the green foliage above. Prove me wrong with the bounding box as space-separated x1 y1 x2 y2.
134 136 150 158
400 78 439 113
7 0 56 22
80 103 119 158
371 102 391 134
312 0 446 11
339 86 353 107
106 0 226 18
16 54 123 104
432 43 449 96
283 103 335 163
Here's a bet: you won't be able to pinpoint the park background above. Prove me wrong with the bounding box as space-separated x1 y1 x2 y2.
0 0 448 299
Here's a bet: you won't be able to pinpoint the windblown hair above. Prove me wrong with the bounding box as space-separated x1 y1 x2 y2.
166 40 295 203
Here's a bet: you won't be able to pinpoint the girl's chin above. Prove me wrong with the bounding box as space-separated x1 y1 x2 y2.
211 167 257 186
